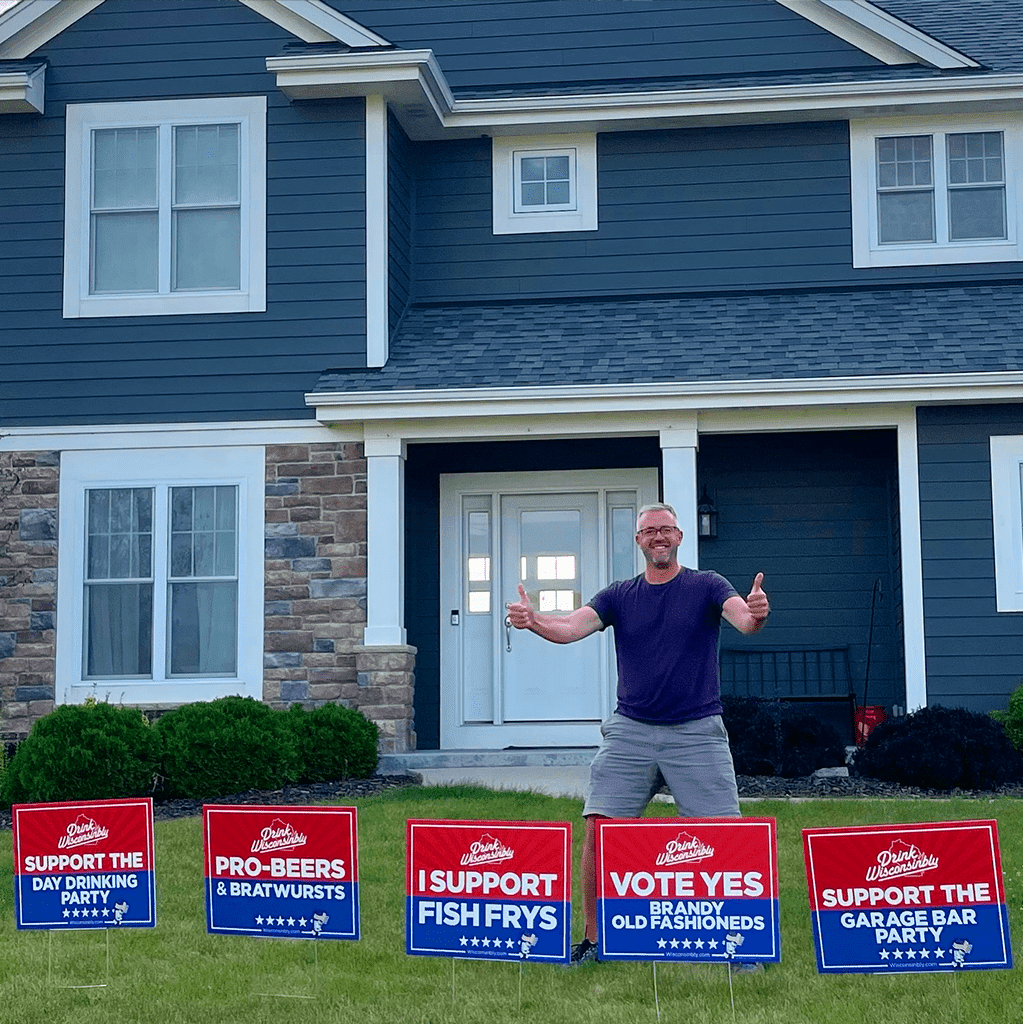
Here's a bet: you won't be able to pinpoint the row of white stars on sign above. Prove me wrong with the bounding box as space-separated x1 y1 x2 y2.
63 908 113 918
879 948 952 961
459 936 521 949
255 915 311 927
656 938 720 950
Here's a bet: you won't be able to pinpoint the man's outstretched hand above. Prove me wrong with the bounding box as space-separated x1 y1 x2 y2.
746 572 770 622
506 583 535 630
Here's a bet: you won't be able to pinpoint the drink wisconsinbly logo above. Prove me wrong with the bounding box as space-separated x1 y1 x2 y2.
460 833 515 867
57 814 110 850
655 832 715 866
865 840 939 882
250 818 308 854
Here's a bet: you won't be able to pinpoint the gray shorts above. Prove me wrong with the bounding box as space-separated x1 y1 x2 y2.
583 712 740 819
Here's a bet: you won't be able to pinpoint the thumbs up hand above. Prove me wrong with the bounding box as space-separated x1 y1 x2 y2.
746 572 770 622
506 583 535 630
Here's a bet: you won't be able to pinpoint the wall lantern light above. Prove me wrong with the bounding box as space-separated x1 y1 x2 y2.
697 486 718 539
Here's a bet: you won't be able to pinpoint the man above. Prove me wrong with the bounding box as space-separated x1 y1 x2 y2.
506 502 770 965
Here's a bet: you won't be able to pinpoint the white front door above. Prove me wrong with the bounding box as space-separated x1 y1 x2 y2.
439 469 657 749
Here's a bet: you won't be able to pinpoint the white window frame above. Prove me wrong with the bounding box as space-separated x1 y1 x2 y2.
851 114 1022 268
63 96 267 318
492 133 598 234
56 446 266 704
991 435 1023 613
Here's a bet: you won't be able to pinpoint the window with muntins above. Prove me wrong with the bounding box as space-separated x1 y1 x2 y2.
64 97 266 317
56 447 264 705
851 116 1021 267
492 134 597 234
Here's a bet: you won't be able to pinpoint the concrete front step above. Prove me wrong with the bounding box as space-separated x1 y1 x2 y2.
378 747 598 773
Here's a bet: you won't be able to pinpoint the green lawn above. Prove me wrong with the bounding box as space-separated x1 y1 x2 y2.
1 787 1020 1023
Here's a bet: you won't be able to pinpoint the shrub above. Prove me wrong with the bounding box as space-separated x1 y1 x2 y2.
0 700 160 806
853 704 1023 791
991 681 1023 752
154 696 299 799
287 702 379 783
722 696 847 778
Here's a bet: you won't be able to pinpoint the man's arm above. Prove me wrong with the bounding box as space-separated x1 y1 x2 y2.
722 572 770 635
506 584 603 644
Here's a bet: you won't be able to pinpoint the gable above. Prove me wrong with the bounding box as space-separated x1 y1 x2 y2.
0 0 388 60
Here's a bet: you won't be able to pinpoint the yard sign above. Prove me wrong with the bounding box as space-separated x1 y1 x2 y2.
13 798 156 930
203 805 359 940
406 819 572 963
595 817 780 965
803 819 1013 973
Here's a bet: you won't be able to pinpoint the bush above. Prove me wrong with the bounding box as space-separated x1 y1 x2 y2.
0 700 160 806
287 702 379 783
722 696 847 778
992 681 1023 752
853 704 1023 791
154 696 299 799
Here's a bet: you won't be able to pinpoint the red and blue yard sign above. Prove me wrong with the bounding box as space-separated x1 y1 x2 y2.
595 818 780 965
13 798 156 930
406 820 572 963
803 819 1013 974
204 805 359 940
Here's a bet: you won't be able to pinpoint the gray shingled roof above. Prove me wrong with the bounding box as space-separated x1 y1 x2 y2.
313 284 1023 394
874 0 1023 73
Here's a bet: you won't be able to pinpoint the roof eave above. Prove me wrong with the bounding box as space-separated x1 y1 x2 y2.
269 52 1023 139
306 371 1023 424
0 60 43 112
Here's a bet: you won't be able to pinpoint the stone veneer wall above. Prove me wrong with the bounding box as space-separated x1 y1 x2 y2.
0 452 59 740
263 442 416 753
0 442 418 753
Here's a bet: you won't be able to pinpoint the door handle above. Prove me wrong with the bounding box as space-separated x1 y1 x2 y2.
504 615 512 652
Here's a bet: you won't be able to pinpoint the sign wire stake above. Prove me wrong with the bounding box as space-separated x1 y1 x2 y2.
451 957 456 1004
652 961 660 1021
518 960 523 1013
952 969 963 1024
47 927 110 989
727 962 736 1021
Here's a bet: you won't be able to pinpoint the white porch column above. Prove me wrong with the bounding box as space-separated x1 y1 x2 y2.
659 423 699 570
365 94 389 368
896 410 928 712
363 435 406 645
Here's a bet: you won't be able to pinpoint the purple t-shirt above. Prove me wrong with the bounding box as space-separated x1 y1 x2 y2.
588 568 738 724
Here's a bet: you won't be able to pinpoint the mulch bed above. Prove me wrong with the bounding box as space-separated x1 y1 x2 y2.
3 771 1022 832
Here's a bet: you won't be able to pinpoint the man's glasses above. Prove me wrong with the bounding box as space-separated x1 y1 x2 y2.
637 526 679 538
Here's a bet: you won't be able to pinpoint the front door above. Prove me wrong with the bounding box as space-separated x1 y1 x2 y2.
439 469 657 749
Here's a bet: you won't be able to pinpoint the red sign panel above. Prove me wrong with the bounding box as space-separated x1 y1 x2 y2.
803 819 1012 973
406 819 572 963
595 817 780 964
13 798 156 929
204 805 359 940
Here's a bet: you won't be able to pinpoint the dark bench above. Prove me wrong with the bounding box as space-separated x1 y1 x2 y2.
720 646 857 743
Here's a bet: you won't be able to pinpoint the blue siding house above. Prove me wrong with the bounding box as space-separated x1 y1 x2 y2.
1 0 1021 758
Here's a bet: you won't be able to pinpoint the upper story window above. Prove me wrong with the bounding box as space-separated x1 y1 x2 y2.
492 133 598 235
63 97 266 318
851 115 1022 268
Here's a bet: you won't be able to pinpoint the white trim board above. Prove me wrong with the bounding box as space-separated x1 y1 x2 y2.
0 419 355 452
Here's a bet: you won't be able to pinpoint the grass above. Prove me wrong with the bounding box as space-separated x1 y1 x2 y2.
0 786 1021 1023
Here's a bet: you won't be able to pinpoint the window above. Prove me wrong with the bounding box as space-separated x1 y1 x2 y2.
851 115 1022 267
991 436 1023 613
492 134 597 234
63 97 266 317
56 447 265 704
